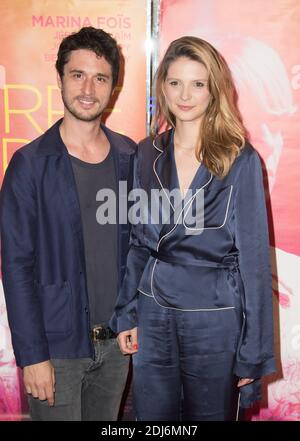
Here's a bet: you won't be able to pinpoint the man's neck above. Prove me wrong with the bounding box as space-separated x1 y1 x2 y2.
60 116 110 164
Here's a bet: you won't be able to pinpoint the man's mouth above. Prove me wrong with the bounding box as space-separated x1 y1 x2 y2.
78 97 97 106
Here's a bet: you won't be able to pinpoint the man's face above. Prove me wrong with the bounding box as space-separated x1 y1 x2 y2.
57 49 114 122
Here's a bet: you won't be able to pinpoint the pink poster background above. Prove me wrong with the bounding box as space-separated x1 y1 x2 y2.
0 0 147 420
159 0 300 421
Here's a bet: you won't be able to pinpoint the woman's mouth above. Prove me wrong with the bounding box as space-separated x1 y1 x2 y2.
177 105 194 111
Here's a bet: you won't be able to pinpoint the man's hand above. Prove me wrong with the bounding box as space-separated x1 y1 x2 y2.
237 378 254 387
117 327 138 355
23 360 55 406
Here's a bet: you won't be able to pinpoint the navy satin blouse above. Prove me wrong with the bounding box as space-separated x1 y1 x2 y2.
111 129 276 400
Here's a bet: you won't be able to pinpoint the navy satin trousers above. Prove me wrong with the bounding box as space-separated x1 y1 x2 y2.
133 294 240 421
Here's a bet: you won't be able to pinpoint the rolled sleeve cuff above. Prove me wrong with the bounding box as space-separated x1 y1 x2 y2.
15 345 50 368
234 356 276 379
109 309 138 334
239 379 262 408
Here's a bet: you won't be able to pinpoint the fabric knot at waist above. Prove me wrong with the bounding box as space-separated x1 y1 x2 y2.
150 250 238 271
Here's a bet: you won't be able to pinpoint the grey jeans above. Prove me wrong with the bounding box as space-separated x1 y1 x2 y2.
28 339 129 421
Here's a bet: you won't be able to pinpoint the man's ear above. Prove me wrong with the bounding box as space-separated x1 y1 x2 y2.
57 73 62 89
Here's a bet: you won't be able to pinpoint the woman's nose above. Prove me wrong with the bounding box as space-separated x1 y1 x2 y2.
180 85 191 101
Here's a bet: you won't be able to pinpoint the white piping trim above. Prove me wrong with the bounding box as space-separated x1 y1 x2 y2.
183 185 233 231
150 258 235 312
156 174 213 251
153 138 163 152
150 139 234 311
152 138 232 235
236 391 241 421
153 152 175 212
138 288 153 297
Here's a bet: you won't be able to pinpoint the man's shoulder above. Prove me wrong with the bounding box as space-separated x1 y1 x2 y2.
102 125 137 155
14 120 62 159
15 134 44 158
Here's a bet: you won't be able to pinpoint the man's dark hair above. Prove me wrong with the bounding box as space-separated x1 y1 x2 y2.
56 27 120 88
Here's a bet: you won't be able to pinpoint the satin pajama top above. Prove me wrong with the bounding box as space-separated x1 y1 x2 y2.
111 129 276 383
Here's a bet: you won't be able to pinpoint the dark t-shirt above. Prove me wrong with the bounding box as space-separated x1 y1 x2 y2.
70 149 118 327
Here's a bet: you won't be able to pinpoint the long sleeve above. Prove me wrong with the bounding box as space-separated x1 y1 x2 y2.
0 151 50 367
233 148 276 380
110 150 150 333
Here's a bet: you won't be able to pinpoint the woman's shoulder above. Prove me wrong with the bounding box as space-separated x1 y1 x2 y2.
138 129 173 149
232 141 262 172
138 135 152 148
137 129 173 161
223 143 263 194
221 142 262 186
238 141 259 161
135 136 156 167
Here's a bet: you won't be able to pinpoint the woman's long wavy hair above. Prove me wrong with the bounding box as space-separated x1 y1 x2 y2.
151 36 247 178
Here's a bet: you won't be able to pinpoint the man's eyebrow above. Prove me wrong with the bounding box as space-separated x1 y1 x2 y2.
69 69 110 78
95 73 111 79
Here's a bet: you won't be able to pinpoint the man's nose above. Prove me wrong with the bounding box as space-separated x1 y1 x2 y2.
82 77 94 95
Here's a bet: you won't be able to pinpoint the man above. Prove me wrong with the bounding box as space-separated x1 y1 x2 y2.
0 27 135 421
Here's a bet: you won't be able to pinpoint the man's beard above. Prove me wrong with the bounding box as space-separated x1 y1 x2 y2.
61 91 104 122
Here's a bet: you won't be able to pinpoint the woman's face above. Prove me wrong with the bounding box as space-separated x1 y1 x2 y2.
164 56 211 125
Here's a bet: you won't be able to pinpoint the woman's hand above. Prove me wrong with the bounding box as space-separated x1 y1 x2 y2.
117 327 138 355
237 378 254 387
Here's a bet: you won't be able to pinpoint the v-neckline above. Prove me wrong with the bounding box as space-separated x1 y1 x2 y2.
171 140 203 201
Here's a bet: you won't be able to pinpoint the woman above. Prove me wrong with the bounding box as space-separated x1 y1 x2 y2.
112 36 276 421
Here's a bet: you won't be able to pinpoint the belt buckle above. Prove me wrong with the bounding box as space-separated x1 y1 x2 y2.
92 325 107 341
